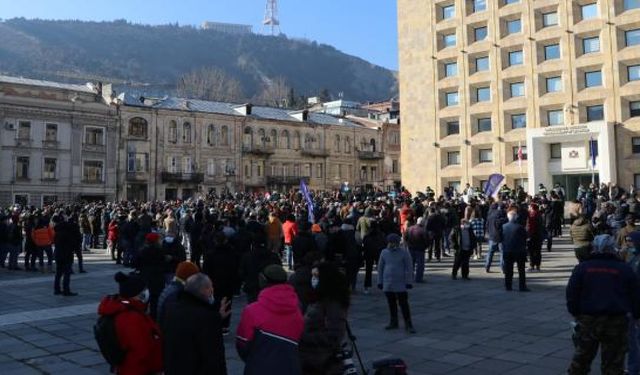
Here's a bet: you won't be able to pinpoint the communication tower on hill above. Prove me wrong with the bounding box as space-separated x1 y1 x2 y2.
263 0 281 35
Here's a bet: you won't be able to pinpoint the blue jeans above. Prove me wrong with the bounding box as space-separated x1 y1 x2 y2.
485 240 503 271
82 234 92 251
284 244 293 268
629 317 640 375
443 228 452 253
410 249 426 282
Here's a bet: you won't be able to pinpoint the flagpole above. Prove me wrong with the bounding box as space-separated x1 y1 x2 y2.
590 137 595 185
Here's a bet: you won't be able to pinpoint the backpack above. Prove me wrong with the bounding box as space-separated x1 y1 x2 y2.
94 296 131 367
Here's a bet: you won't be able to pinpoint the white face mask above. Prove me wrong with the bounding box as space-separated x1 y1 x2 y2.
139 289 150 304
311 276 319 289
207 294 215 305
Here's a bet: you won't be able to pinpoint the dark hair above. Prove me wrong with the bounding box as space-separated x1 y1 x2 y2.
315 262 350 309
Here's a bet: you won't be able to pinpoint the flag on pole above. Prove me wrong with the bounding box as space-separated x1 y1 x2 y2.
589 137 597 169
300 179 315 223
517 142 524 168
484 173 505 198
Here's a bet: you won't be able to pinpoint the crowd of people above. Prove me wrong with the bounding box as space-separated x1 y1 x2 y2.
1 180 640 374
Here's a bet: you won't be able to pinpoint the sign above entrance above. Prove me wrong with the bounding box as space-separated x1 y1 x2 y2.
561 142 588 171
543 125 590 137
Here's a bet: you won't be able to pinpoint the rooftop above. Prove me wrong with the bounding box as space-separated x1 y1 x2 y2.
0 75 97 94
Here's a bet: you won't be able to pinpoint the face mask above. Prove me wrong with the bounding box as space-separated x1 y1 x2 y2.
207 294 215 305
311 276 319 289
139 289 150 304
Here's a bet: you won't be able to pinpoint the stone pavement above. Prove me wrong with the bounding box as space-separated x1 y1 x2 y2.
0 236 596 374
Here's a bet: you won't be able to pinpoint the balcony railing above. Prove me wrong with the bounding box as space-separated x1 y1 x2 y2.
161 172 204 183
15 138 32 147
301 148 330 157
242 145 275 156
267 175 310 185
82 143 106 153
42 140 60 149
357 150 384 160
126 172 149 182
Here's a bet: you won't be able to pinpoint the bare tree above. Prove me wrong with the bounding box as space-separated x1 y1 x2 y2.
257 76 291 107
176 67 244 102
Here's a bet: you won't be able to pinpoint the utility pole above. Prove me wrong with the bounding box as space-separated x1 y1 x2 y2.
263 0 281 35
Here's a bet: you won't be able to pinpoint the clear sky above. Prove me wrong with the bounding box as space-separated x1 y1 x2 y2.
0 0 399 70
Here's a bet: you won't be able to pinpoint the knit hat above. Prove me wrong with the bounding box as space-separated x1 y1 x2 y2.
311 224 322 233
591 234 617 255
145 232 161 243
114 272 146 298
386 233 401 244
261 264 288 284
175 261 200 282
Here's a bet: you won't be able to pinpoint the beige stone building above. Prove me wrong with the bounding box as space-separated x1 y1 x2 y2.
398 0 640 200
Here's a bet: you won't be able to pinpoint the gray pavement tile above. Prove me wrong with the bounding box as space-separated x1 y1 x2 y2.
437 352 483 366
495 350 544 364
411 360 461 374
469 358 522 372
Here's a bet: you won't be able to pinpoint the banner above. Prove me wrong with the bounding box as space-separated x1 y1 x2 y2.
484 173 505 197
300 179 315 223
589 137 597 169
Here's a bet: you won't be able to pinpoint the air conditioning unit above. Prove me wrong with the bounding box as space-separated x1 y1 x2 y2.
5 122 15 130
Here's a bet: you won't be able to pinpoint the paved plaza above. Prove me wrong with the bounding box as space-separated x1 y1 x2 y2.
0 236 593 375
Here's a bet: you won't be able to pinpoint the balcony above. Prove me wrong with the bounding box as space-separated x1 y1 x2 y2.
242 145 275 156
126 172 149 182
301 148 330 157
15 138 32 147
267 175 310 185
42 140 60 149
357 150 384 160
161 172 204 184
82 143 106 153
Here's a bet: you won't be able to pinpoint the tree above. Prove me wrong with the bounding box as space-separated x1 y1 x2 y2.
318 88 331 103
257 76 290 108
176 66 244 102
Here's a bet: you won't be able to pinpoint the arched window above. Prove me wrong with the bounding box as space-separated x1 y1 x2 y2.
258 129 266 147
221 126 229 146
370 138 377 152
168 120 177 143
304 133 313 150
270 129 278 148
294 131 301 149
335 135 341 152
207 125 215 146
129 117 148 138
281 130 290 149
345 136 351 153
183 122 192 144
243 127 253 147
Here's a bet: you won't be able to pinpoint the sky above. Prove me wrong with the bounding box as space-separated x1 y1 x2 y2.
0 0 399 70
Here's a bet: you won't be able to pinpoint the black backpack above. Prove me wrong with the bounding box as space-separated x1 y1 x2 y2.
94 296 130 367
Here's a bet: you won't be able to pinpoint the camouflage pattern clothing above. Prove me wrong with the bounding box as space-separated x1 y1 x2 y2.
568 315 628 375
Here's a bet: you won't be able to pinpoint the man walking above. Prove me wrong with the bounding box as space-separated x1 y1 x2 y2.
502 210 530 292
485 203 507 273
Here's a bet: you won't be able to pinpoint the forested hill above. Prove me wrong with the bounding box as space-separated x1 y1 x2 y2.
0 18 397 102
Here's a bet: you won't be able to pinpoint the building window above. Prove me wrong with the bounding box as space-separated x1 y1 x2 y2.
447 151 461 165
544 44 560 60
127 153 149 172
128 117 148 138
220 126 229 146
17 121 31 140
207 160 216 176
345 137 352 153
45 124 57 141
245 164 251 177
42 195 57 206
167 157 178 173
316 163 323 178
477 118 492 132
510 82 525 97
507 19 521 34
512 146 528 161
546 76 562 93
444 33 456 47
479 148 493 163
207 125 215 145
474 26 488 41
586 104 604 121
511 114 527 129
476 86 491 102
475 56 489 72
550 143 562 159
625 0 640 10
508 50 524 66
85 127 105 146
548 109 564 125
633 138 640 154
446 91 459 106
625 29 640 46
183 122 192 144
628 65 640 81
83 160 103 182
473 0 487 12
504 0 519 4
168 121 177 143
392 159 399 173
542 12 558 27
442 4 455 19
582 36 600 53
631 101 640 117
585 70 602 87
444 62 457 77
16 156 29 179
580 3 598 20
43 158 57 179
447 121 460 135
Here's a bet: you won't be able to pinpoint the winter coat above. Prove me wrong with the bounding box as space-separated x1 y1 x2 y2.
54 221 81 265
203 243 240 298
236 284 304 375
526 210 544 240
283 220 298 244
136 244 168 297
97 296 163 375
299 301 347 375
292 232 318 269
450 226 477 252
288 265 313 313
163 291 227 375
502 221 528 255
363 231 386 262
239 248 281 301
378 246 413 292
405 224 428 251
570 217 594 248
313 232 329 256
486 209 507 243
156 280 184 331
107 221 119 242
32 225 54 247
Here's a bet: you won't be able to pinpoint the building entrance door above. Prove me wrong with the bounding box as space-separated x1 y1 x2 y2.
127 184 147 202
552 174 598 201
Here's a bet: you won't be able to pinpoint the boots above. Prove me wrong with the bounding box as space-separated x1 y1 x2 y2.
385 319 399 330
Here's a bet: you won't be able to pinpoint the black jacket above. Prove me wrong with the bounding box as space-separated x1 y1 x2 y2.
54 221 81 265
292 232 318 269
163 291 227 375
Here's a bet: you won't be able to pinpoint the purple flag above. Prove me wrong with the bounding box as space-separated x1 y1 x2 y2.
484 174 505 197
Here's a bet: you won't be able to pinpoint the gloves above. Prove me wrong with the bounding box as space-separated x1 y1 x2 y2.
406 284 413 290
377 284 383 290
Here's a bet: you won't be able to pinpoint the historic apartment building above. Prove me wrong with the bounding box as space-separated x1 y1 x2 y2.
0 76 118 207
398 0 640 199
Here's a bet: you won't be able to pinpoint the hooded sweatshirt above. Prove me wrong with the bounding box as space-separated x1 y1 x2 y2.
236 284 304 375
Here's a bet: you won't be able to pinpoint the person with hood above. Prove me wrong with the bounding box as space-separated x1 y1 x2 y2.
53 212 81 296
236 264 304 375
570 213 595 263
163 273 230 375
299 262 350 375
566 235 640 375
97 272 162 375
378 233 416 333
625 232 640 375
156 261 200 331
450 219 477 280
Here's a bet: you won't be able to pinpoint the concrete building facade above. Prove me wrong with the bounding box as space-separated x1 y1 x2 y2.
398 0 640 199
0 76 118 207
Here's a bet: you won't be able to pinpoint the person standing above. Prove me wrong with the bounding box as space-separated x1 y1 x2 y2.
282 215 298 269
136 233 168 320
625 232 640 375
566 234 640 375
526 203 544 271
485 203 507 273
405 218 428 283
378 233 415 333
570 214 595 263
265 212 283 255
5 215 23 270
450 219 476 280
362 221 386 293
156 261 200 330
31 216 54 273
502 210 530 292
53 213 81 296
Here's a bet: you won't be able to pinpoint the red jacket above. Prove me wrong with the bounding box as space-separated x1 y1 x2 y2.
97 296 163 375
282 220 298 245
32 226 54 247
108 221 119 242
